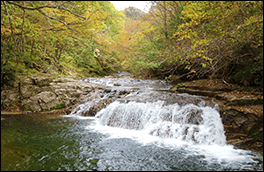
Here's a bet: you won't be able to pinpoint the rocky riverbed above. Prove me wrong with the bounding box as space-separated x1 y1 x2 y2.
1 73 263 155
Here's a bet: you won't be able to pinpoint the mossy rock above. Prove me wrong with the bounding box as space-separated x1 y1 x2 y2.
32 77 53 87
50 102 66 111
177 88 216 97
249 123 263 142
225 98 263 106
54 102 66 109
177 83 187 87
169 83 187 92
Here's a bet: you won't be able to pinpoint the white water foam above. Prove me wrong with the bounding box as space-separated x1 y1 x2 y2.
85 101 260 167
94 101 226 145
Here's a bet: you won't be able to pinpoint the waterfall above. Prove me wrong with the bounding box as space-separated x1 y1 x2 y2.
95 101 226 146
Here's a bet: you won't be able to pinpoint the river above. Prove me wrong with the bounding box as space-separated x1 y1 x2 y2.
1 71 263 171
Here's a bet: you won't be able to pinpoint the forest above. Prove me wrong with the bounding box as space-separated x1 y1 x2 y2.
1 1 263 90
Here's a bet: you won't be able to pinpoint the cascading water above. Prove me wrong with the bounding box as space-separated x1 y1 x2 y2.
96 101 226 146
66 71 263 171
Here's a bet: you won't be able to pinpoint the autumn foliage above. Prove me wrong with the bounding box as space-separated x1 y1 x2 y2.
1 1 124 86
1 1 263 90
121 1 263 89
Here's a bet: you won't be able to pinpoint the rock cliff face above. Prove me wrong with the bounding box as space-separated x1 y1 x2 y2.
1 75 101 113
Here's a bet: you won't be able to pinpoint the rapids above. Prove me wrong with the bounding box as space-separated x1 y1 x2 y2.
64 71 263 171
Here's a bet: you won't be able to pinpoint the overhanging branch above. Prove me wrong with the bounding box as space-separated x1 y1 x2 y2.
6 1 90 33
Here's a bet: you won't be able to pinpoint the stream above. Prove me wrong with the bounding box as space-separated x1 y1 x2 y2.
1 71 263 171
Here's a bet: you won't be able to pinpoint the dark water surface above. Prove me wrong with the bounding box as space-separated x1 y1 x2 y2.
1 114 102 171
1 113 263 171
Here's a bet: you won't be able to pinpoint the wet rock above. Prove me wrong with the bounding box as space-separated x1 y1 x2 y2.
119 90 130 95
234 115 247 127
80 98 115 117
161 113 172 121
226 138 254 146
117 95 124 98
186 108 203 125
220 108 263 152
107 114 122 127
221 111 234 126
82 108 95 117
104 89 112 93
114 83 121 86
177 88 218 97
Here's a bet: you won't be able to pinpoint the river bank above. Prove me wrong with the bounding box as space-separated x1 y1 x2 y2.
1 73 263 155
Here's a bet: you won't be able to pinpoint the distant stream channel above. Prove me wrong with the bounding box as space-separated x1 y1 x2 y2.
1 71 263 171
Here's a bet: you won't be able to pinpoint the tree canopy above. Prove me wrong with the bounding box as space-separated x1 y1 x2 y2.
1 1 124 86
1 1 263 89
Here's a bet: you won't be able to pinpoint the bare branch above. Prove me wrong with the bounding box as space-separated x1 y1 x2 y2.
41 28 67 32
50 1 68 17
3 1 14 37
6 1 90 33
36 8 76 33
7 1 90 22
60 6 91 22
44 15 53 26
7 1 58 10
